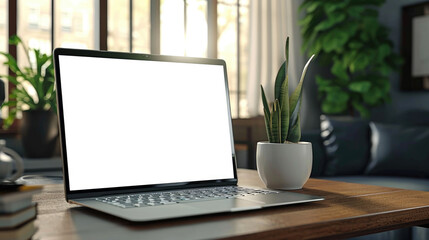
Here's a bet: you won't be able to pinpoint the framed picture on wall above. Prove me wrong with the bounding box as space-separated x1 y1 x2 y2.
401 1 429 90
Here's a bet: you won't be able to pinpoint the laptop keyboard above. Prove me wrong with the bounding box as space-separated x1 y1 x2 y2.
94 186 278 208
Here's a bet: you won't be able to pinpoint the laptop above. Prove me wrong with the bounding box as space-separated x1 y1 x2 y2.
53 48 323 222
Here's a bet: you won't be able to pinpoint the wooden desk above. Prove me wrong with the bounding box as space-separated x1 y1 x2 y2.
33 169 429 240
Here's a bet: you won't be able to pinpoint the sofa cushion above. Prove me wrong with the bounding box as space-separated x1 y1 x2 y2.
365 122 429 178
320 115 370 176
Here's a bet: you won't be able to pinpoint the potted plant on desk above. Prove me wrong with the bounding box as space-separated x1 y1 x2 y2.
258 37 314 190
0 35 58 158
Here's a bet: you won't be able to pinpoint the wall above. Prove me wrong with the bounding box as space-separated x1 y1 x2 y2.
372 0 429 122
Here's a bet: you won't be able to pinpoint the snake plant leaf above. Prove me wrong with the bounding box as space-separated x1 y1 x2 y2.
261 85 273 142
287 116 301 143
279 76 289 143
274 62 286 101
274 37 289 100
285 37 289 74
276 100 282 143
261 85 270 119
270 100 281 143
288 54 315 141
263 108 273 142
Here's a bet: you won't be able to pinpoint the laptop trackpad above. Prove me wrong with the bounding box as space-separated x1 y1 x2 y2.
183 198 263 212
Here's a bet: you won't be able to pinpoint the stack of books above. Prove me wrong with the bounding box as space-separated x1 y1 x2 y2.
0 184 42 240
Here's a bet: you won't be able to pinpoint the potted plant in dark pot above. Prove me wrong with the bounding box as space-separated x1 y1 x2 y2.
0 35 58 158
258 37 314 190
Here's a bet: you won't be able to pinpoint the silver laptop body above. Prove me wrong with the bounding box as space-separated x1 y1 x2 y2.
53 48 323 222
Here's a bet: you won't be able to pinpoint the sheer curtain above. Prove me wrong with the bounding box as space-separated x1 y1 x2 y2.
246 0 305 117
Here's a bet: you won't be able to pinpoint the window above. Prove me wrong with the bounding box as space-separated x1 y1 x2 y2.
0 1 7 119
55 0 95 49
160 0 208 57
218 0 249 118
132 0 150 53
0 1 7 71
18 0 51 69
3 0 250 121
108 0 130 52
184 0 208 57
218 1 238 117
238 0 249 118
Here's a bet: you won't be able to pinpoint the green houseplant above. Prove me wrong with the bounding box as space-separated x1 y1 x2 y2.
257 37 315 190
299 0 402 117
260 37 314 144
0 35 58 158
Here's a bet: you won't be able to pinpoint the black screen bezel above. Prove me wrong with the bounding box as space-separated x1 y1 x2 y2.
53 48 238 200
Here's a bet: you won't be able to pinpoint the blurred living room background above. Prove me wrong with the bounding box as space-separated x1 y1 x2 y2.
1 0 429 172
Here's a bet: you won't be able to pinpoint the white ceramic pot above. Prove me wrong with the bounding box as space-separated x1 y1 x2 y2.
256 141 312 190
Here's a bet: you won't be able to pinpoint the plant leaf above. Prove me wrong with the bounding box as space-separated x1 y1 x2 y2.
8 35 22 45
2 108 17 129
0 52 22 75
0 74 19 85
260 85 270 119
270 100 281 143
274 62 286 100
349 81 371 93
287 116 301 143
261 85 273 142
279 75 289 143
314 14 346 32
274 37 289 100
351 100 370 118
263 108 273 142
331 60 348 80
287 54 315 142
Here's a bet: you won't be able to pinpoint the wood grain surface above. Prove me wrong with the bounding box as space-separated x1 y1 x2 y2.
32 169 429 240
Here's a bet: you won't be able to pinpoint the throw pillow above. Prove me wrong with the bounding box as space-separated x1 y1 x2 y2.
365 122 429 177
320 115 370 176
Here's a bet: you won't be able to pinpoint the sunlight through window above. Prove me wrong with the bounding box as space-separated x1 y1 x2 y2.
108 0 130 52
0 1 7 118
185 0 207 57
132 0 151 53
54 0 94 49
161 0 207 57
160 0 185 56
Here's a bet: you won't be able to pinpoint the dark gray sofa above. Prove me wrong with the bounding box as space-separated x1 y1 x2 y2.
301 110 429 240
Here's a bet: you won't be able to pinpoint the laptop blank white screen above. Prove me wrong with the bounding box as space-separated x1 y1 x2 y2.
58 55 235 191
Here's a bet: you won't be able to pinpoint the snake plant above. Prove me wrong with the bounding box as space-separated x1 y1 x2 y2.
261 37 315 143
